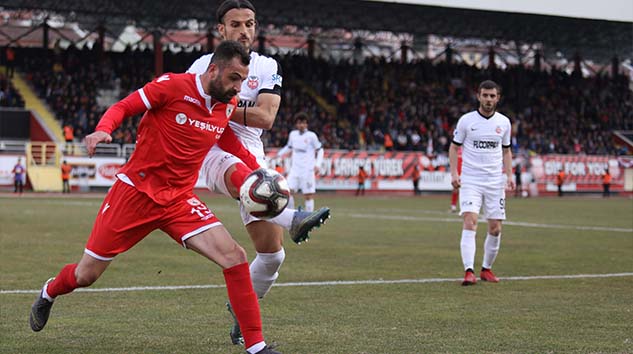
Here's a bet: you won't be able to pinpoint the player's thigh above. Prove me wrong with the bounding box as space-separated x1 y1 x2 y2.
301 172 316 194
185 225 247 268
483 187 506 221
201 145 242 198
246 220 284 253
160 195 222 247
458 183 484 216
85 181 162 260
161 195 246 268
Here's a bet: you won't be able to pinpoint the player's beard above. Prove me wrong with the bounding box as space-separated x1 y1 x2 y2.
480 102 496 115
208 76 238 104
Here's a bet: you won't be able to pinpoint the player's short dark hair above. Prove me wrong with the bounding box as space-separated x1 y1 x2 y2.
478 80 501 94
293 112 309 123
216 0 256 23
210 40 250 67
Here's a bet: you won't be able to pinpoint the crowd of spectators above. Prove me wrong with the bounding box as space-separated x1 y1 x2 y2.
6 45 633 156
268 54 632 156
0 73 24 108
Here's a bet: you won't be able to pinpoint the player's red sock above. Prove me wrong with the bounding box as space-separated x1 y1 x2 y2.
223 262 264 349
451 190 458 207
47 263 79 298
230 163 252 191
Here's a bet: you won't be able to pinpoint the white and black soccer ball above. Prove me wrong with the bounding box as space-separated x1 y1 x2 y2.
239 168 290 219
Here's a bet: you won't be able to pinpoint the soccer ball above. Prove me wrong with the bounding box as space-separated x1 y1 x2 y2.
239 168 290 219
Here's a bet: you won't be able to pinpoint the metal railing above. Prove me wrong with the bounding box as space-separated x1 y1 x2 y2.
1 140 126 158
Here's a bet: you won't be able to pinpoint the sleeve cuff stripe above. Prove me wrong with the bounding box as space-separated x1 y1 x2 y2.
502 144 511 148
452 140 463 146
138 89 152 110
258 88 281 96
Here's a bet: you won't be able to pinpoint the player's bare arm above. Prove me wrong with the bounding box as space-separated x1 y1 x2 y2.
449 142 461 189
503 147 515 191
231 92 281 129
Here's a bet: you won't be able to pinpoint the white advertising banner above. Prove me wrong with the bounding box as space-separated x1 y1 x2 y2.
0 155 27 186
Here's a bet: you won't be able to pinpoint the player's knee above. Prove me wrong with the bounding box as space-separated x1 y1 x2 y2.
75 267 101 286
463 215 478 230
224 244 248 267
488 223 502 236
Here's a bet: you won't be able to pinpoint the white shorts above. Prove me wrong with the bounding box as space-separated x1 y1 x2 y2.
287 170 316 194
459 183 506 220
201 145 267 225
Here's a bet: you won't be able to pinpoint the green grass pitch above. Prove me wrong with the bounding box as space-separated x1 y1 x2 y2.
1 193 632 353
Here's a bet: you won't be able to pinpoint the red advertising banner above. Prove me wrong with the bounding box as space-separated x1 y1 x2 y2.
529 154 625 192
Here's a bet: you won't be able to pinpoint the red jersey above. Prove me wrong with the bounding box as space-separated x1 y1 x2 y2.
96 73 259 205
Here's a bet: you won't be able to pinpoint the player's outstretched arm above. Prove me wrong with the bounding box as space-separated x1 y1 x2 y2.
231 93 281 130
86 90 148 157
217 125 261 171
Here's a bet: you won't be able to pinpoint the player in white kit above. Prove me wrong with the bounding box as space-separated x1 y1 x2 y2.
277 112 324 212
449 80 515 286
187 0 330 347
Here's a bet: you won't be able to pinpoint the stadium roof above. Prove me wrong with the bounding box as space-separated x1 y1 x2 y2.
367 0 633 23
1 0 631 61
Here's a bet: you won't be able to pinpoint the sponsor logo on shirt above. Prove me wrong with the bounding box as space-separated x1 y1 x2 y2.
247 76 259 90
184 95 201 106
271 74 282 85
186 118 225 134
176 113 187 125
473 140 499 149
187 198 201 206
237 100 257 108
226 104 235 117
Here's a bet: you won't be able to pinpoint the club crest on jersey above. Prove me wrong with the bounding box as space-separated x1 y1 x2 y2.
247 76 259 90
226 104 235 117
175 113 187 125
495 126 502 134
187 198 201 206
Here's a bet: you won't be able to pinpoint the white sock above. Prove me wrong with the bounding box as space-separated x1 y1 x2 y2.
305 199 314 212
268 208 294 230
42 283 54 302
460 229 477 271
250 249 285 298
482 233 501 269
246 341 266 354
287 195 295 209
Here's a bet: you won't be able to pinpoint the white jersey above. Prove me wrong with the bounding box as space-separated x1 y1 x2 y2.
284 129 322 174
187 51 282 157
452 110 511 187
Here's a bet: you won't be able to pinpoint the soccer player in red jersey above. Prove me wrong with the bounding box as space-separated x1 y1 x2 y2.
29 41 279 354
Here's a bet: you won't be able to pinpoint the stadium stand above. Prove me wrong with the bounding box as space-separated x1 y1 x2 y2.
0 73 25 107
7 45 631 155
1 0 631 157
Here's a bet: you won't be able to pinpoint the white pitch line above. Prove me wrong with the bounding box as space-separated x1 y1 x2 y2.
2 273 632 295
347 213 633 233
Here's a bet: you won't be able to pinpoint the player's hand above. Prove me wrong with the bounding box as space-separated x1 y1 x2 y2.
314 166 320 175
507 178 516 191
451 175 461 189
84 131 112 157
